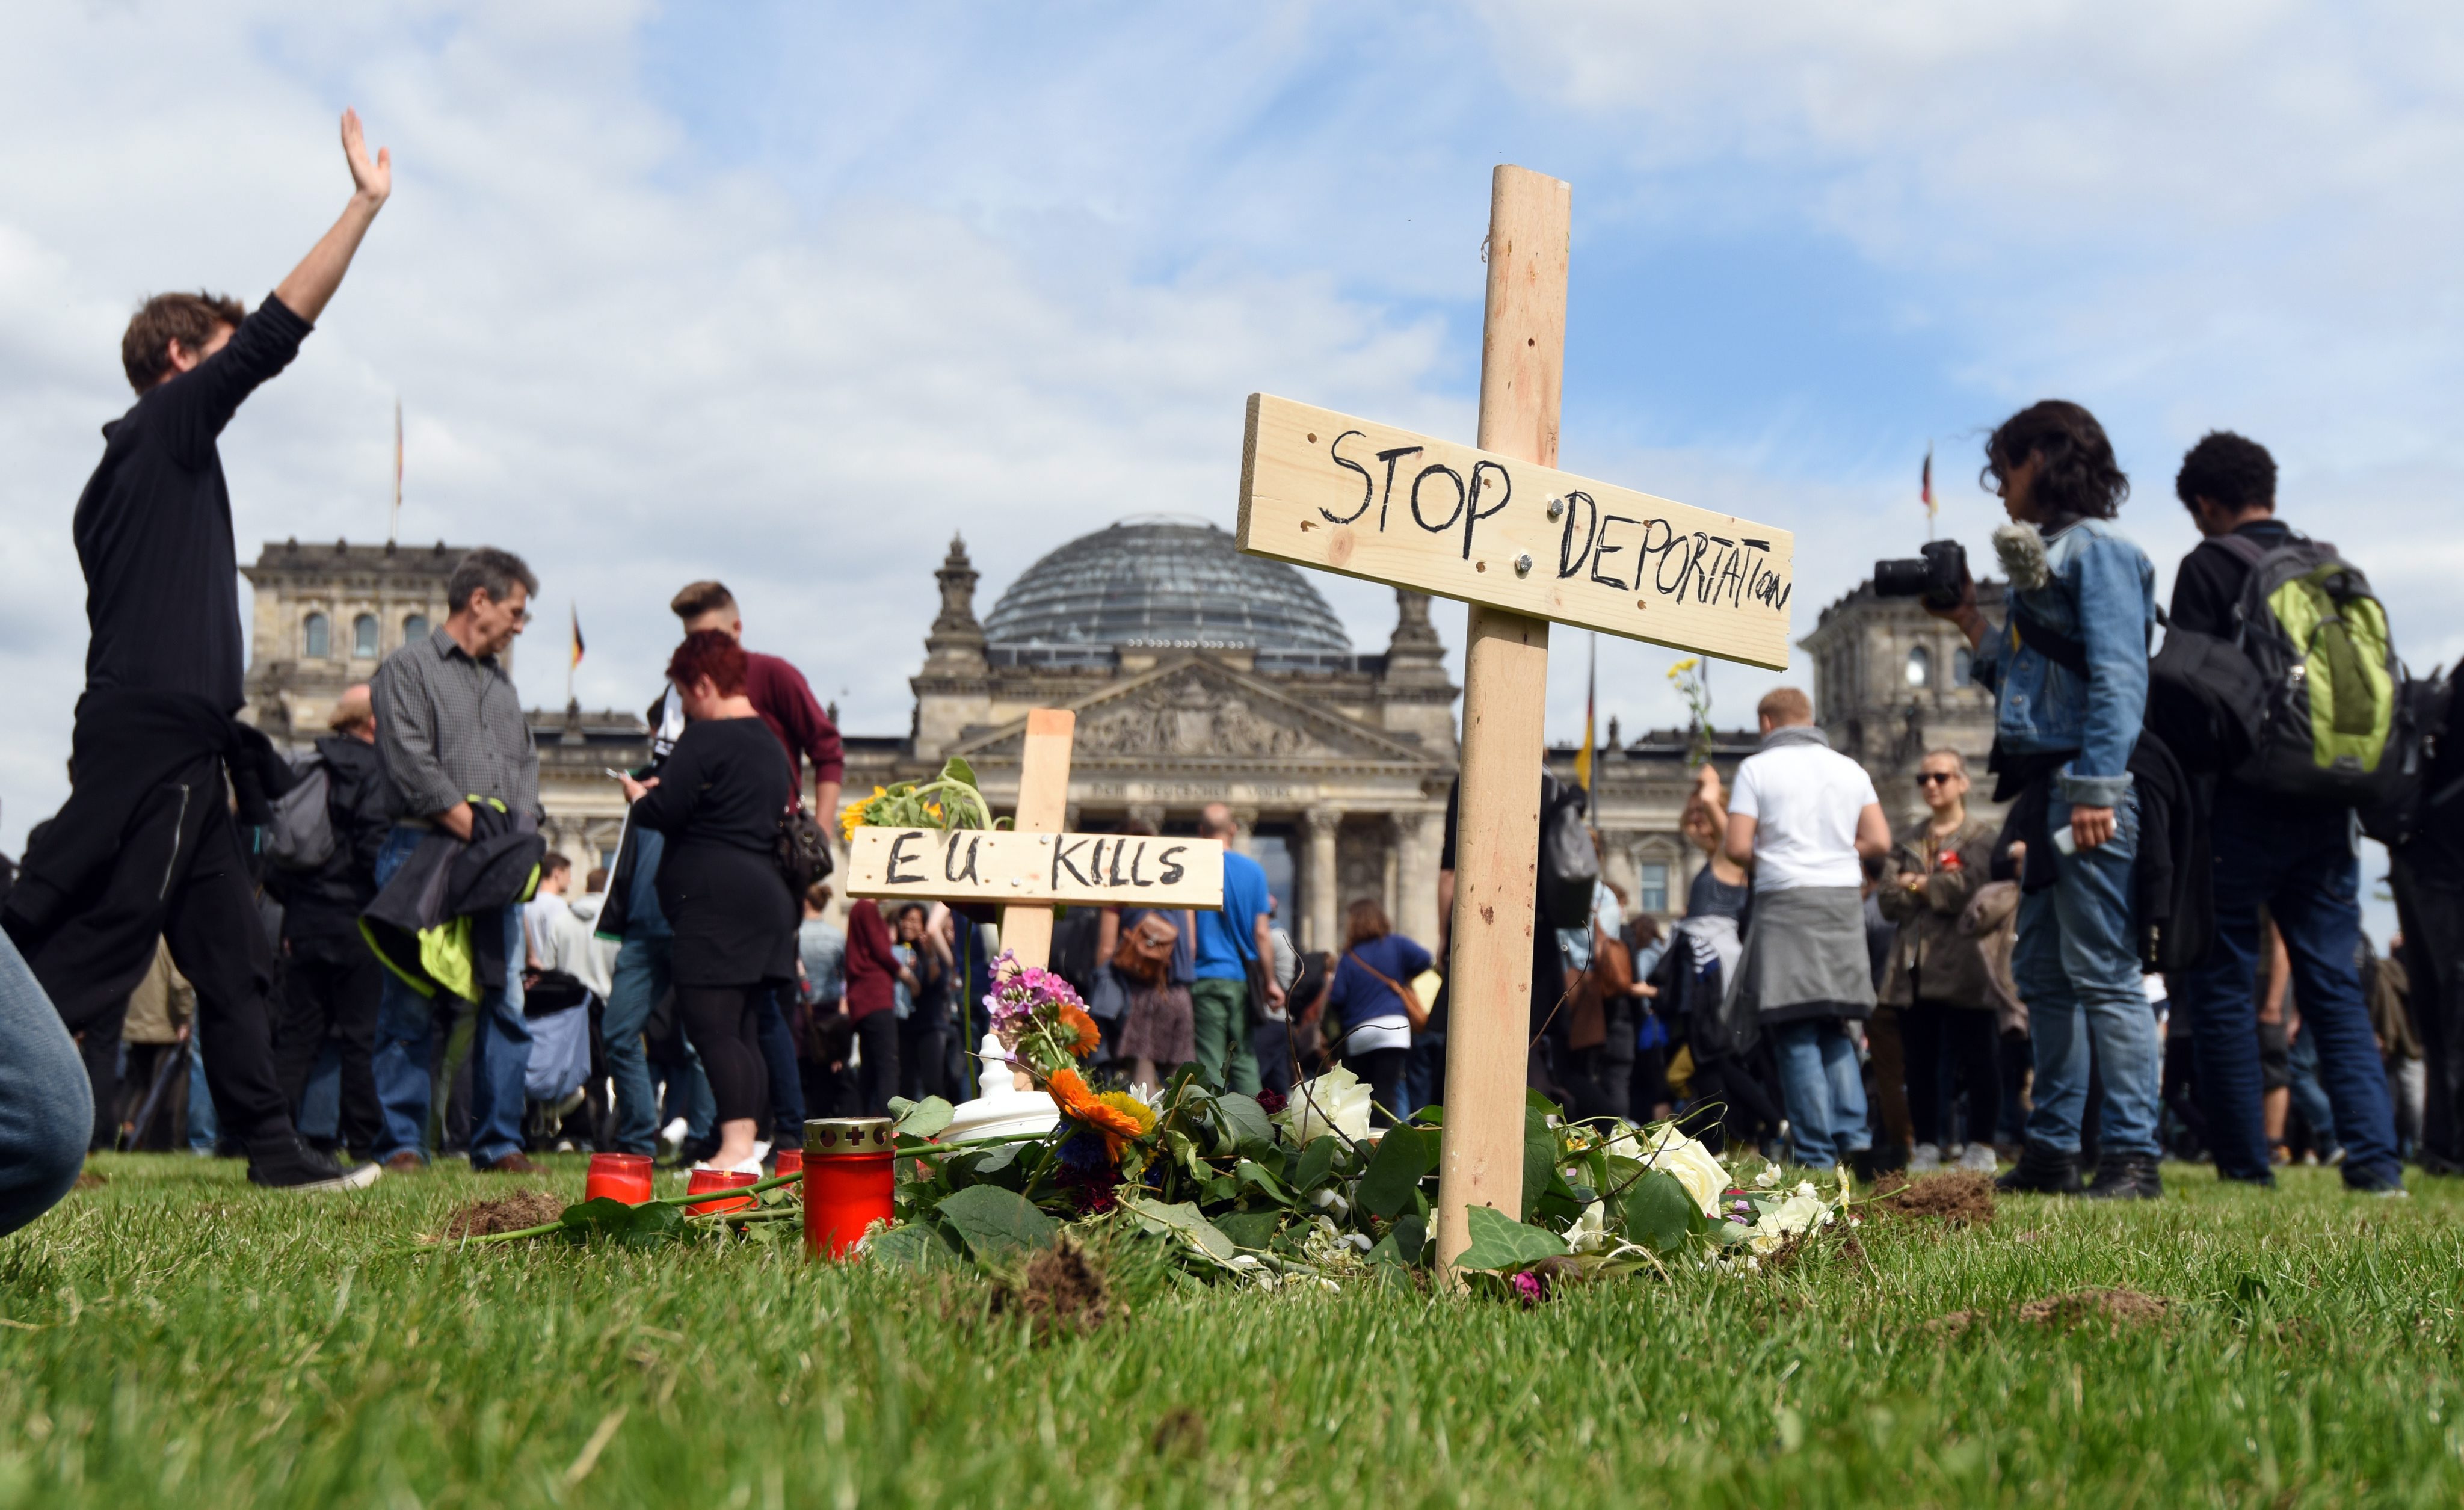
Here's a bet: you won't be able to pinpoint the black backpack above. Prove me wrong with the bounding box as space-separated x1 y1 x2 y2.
1537 774 1598 927
2364 665 2460 850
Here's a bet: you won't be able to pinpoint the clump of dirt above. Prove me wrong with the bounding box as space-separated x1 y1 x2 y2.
1876 1171 1997 1229
991 1233 1113 1340
1150 1405 1208 1456
435 1191 567 1240
1924 1308 1983 1338
2016 1287 2175 1330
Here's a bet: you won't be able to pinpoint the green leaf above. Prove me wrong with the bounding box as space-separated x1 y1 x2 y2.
1355 1126 1435 1220
1620 1168 1701 1256
1455 1204 1567 1272
1213 1210 1283 1251
1521 1107 1558 1221
1234 1159 1291 1206
1369 1211 1430 1268
934 1185 1056 1263
864 1222 961 1272
964 1142 1023 1178
1524 1088 1564 1117
1118 1195 1238 1265
892 1096 955 1139
558 1197 685 1248
941 756 976 789
1211 1094 1275 1156
1293 1136 1339 1194
1202 1174 1240 1206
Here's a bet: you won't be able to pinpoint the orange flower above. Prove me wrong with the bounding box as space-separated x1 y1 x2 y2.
1056 1003 1101 1057
1047 1067 1145 1147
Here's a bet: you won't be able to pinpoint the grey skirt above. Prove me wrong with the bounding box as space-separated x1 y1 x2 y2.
1728 886 1877 1026
1119 981 1195 1065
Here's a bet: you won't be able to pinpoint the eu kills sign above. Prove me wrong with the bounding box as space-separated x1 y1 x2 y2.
1235 392 1796 670
844 827 1225 911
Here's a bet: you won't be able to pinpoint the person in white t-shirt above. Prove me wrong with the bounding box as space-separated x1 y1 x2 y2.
1718 688 1891 1169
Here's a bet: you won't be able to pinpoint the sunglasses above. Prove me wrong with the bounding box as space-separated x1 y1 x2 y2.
1915 772 1960 786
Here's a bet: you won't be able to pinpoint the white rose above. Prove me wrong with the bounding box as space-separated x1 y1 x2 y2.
1643 1128 1729 1219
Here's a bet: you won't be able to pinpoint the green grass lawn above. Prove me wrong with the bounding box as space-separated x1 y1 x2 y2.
2 1154 2461 1508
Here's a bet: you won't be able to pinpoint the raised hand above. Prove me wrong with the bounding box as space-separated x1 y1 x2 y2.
341 108 392 206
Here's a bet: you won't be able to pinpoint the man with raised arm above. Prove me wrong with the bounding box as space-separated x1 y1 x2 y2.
0 111 393 1194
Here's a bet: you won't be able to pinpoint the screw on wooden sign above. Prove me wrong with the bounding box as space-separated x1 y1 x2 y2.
1234 165 1797 1283
1237 395 1795 670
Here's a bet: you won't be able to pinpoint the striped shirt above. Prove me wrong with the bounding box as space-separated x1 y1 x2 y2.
372 627 539 822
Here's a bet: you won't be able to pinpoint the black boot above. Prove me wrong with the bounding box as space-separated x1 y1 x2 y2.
1994 1139 2083 1195
2084 1152 2164 1200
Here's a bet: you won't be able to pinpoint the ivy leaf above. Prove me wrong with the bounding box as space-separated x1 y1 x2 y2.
1214 1210 1283 1251
892 1096 955 1139
1368 1212 1430 1268
1355 1125 1434 1220
864 1222 962 1272
1620 1168 1701 1256
934 1185 1056 1263
1455 1203 1566 1272
1118 1195 1239 1265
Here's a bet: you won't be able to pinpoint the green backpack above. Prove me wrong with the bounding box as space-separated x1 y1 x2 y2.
2219 532 2402 801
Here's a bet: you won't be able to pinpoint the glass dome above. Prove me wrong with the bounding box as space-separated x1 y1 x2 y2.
982 516 1351 653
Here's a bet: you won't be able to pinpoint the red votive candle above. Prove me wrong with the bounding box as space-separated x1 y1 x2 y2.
685 1166 758 1216
804 1117 894 1259
773 1147 804 1183
584 1152 654 1205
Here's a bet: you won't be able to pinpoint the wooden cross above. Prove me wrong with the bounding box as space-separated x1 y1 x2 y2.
843 709 1226 973
1237 167 1795 1280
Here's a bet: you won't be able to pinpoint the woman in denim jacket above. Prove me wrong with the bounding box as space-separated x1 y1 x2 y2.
1929 399 2164 1198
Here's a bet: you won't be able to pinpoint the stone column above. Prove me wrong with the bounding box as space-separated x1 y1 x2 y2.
1391 810 1440 948
1126 802 1167 833
1302 807 1341 952
1227 805 1260 858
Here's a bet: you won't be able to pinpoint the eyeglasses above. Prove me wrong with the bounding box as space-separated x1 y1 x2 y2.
1915 772 1959 786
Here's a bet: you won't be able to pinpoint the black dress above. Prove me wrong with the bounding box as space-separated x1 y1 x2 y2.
630 716 796 987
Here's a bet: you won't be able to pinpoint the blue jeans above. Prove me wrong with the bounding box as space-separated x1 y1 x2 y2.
368 826 532 1167
2181 785 2398 1186
0 931 90 1237
2287 1026 2342 1159
756 985 805 1145
186 1019 220 1153
602 934 715 1154
1771 1019 1870 1168
2015 787 2160 1158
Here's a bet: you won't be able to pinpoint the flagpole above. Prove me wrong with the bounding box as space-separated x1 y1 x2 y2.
390 398 402 544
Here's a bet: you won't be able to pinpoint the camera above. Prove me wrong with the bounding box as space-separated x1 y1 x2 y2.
1873 539 1967 607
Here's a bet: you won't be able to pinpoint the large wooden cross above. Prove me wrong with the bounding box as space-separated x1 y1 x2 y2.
1237 167 1795 1279
842 709 1227 975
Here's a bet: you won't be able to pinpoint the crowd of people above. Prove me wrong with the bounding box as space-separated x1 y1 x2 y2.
1 114 2460 1247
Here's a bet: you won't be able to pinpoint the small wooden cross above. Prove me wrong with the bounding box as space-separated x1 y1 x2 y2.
1237 167 1796 1280
843 709 1227 972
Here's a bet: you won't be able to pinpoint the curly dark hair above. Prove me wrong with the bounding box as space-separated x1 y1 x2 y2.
1981 400 2129 520
2173 430 2275 514
665 627 747 697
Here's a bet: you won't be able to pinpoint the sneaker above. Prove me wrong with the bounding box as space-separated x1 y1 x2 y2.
481 1153 547 1174
2346 1168 2407 1197
2084 1153 2164 1200
248 1138 383 1192
1957 1143 2000 1174
2325 1146 2348 1168
383 1151 425 1173
1909 1142 1942 1173
1996 1140 2083 1195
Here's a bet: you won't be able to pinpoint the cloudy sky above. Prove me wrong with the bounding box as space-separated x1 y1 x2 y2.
4 1 2457 925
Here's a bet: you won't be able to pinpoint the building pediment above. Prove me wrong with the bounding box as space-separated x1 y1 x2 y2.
950 655 1440 769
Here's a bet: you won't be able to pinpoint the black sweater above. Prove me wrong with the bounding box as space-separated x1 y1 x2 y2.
75 294 312 713
630 717 796 985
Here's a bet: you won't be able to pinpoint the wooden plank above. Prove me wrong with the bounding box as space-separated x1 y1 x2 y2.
1434 164 1568 1281
1236 392 1795 670
843 827 1226 910
997 708 1076 970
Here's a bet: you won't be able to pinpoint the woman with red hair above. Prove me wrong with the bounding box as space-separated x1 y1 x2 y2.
617 629 796 1174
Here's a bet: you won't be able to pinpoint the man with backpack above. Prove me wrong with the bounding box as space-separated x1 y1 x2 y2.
2166 431 2404 1194
263 685 392 1159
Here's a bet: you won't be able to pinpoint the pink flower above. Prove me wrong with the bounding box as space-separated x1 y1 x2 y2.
1511 1271 1547 1305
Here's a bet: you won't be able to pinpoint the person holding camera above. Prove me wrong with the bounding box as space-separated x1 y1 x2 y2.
1924 399 2164 1198
1875 748 2002 1174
